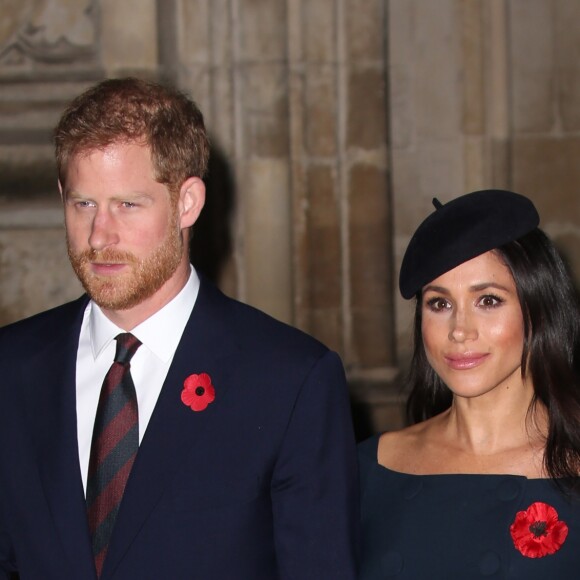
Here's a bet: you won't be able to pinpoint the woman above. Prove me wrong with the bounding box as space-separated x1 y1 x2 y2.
358 189 580 579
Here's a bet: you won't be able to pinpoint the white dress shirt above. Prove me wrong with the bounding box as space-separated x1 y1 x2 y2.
75 268 200 493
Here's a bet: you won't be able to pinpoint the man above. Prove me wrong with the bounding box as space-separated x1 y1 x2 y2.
0 78 359 579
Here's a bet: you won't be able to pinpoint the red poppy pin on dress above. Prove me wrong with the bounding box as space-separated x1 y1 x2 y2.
181 373 216 412
510 502 568 558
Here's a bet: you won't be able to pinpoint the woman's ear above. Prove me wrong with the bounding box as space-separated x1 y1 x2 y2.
178 176 206 229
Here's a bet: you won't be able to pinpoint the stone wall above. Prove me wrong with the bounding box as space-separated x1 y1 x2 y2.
1 0 579 436
0 1 100 324
510 0 580 287
390 0 580 368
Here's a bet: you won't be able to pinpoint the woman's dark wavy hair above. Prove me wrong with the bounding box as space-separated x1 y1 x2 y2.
405 228 580 481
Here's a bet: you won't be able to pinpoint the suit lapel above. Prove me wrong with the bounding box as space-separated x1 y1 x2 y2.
102 279 240 578
33 296 97 579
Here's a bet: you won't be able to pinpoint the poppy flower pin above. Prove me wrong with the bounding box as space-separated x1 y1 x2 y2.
510 501 569 558
181 373 216 412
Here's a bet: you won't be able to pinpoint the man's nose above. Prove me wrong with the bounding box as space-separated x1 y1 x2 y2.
88 209 120 252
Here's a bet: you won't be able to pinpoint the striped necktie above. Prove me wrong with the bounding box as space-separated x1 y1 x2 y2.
86 332 141 577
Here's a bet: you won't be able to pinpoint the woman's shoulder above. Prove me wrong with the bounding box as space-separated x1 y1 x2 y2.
357 423 428 476
357 427 418 459
376 421 435 473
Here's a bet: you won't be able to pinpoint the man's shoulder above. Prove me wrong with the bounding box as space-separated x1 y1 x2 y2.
215 292 347 391
0 295 88 343
200 279 330 359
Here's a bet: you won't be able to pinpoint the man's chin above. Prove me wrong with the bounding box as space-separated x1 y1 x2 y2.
87 290 149 311
80 277 141 311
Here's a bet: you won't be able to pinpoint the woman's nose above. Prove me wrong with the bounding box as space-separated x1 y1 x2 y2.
448 310 477 342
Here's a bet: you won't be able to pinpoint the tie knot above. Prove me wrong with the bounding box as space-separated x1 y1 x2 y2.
114 333 142 364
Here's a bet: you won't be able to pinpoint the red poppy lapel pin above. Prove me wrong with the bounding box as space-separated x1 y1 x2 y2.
181 373 216 412
510 501 569 558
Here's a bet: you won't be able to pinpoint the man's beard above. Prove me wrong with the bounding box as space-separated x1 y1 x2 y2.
67 226 184 311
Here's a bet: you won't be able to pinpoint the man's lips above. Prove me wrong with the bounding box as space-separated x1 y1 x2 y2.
90 262 128 275
444 353 490 370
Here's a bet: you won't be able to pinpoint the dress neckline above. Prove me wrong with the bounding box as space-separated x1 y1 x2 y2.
366 433 549 481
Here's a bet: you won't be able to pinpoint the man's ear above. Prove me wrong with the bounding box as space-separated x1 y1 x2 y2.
178 176 206 229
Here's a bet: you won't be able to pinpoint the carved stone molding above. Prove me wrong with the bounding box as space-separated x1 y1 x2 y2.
0 0 97 69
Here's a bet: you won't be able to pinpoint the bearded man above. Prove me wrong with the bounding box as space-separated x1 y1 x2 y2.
0 78 359 579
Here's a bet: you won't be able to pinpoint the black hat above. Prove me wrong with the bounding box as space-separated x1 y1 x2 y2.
399 189 540 299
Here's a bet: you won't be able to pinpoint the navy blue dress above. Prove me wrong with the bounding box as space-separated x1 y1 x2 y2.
358 435 580 579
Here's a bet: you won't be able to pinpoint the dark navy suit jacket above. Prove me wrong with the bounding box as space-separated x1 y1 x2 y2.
0 277 359 579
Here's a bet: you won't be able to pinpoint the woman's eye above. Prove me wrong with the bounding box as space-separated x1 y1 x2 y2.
478 295 502 308
426 297 449 311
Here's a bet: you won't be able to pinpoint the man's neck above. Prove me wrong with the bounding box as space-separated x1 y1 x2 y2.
100 262 192 331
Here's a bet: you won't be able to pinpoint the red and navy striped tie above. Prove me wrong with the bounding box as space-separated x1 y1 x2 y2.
86 332 141 577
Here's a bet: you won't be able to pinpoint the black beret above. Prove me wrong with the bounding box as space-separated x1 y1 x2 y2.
399 189 540 299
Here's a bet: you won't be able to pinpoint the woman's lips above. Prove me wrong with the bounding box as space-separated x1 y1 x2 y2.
444 353 489 370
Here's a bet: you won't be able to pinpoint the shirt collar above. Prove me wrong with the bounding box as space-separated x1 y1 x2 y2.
89 267 200 362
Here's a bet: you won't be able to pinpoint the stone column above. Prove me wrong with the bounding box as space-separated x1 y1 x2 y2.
287 0 395 370
0 0 103 323
510 0 580 285
167 0 294 324
167 0 397 435
172 0 396 360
